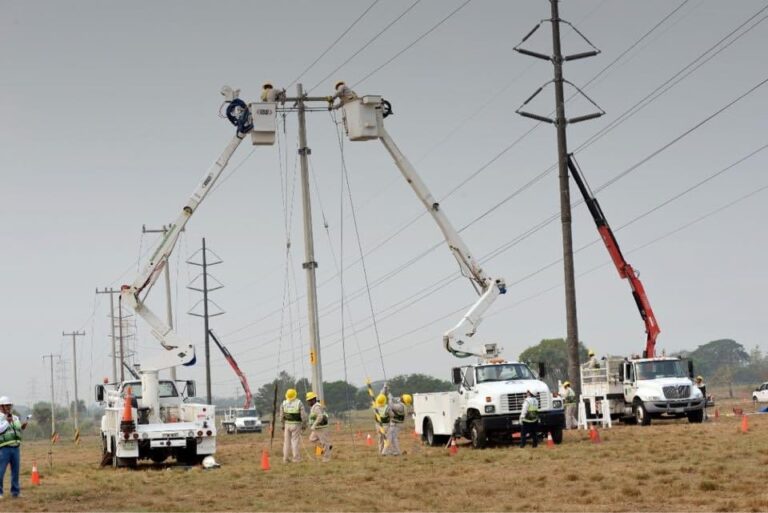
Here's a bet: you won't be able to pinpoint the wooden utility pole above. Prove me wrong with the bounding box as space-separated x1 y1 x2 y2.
515 0 603 395
96 287 120 381
42 354 60 437
62 331 85 437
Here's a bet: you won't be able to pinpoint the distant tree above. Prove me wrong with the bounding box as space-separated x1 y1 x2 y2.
386 374 453 396
519 338 589 389
322 380 358 414
688 339 749 397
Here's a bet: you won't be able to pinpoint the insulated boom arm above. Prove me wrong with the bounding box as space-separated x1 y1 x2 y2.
566 154 660 358
378 127 507 358
209 330 253 409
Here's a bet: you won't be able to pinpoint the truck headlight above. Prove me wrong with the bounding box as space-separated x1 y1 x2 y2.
553 400 563 409
484 405 495 413
646 395 661 401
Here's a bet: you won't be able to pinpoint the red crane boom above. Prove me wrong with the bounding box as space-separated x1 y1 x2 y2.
567 154 660 358
209 330 253 409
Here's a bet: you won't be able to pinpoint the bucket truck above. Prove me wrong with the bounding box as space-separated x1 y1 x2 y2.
337 95 564 448
567 154 704 425
98 86 277 465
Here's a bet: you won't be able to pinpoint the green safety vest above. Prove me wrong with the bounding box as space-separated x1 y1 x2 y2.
309 408 329 429
563 389 577 405
282 399 302 424
375 405 390 424
392 405 405 423
523 402 539 423
0 417 22 448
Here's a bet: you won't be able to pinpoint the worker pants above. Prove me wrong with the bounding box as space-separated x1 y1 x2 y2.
283 424 302 463
377 427 387 455
565 403 578 429
519 421 539 448
0 446 21 497
383 423 402 456
309 429 332 462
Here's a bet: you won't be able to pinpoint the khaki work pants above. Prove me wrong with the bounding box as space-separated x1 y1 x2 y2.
309 429 332 462
283 423 302 463
565 403 578 429
384 422 402 456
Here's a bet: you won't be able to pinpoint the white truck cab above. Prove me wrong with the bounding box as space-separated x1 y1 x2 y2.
752 382 768 403
581 356 704 425
222 408 262 434
414 349 564 448
97 378 216 467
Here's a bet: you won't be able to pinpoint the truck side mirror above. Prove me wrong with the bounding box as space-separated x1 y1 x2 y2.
186 380 196 398
618 366 624 382
687 361 694 379
451 367 462 385
538 362 546 378
95 384 104 403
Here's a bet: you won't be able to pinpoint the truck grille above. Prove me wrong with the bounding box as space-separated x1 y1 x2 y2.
663 385 690 399
244 420 256 426
503 392 550 412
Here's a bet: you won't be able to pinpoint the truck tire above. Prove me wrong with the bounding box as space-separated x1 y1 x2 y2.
687 408 704 423
550 427 563 445
634 402 651 426
100 435 112 467
150 450 168 464
111 437 118 468
423 418 448 447
469 419 488 449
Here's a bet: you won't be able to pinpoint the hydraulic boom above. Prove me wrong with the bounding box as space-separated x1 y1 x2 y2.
209 330 253 409
566 154 660 358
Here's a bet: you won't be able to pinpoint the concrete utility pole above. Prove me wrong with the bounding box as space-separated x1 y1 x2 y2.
42 354 60 437
118 298 125 382
142 224 178 381
62 331 85 435
96 287 120 382
294 83 324 403
515 0 603 396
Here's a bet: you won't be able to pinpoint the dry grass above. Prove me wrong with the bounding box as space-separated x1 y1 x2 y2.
1 399 767 512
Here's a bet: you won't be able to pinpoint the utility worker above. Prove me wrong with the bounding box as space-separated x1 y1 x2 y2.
695 375 708 420
306 391 331 462
519 390 539 448
260 82 285 103
562 381 578 429
0 397 28 499
373 393 391 455
384 393 412 456
280 388 306 463
584 350 600 369
330 80 358 107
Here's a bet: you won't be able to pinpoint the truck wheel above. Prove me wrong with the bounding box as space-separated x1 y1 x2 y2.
100 436 112 467
424 418 438 446
550 427 563 445
634 403 651 426
469 419 487 449
150 451 168 464
687 408 704 423
111 437 118 468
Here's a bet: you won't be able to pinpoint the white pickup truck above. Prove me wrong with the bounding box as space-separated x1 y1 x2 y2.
414 360 564 448
581 356 704 425
222 408 262 434
97 378 216 467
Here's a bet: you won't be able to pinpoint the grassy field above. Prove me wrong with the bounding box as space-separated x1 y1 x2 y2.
1 399 766 512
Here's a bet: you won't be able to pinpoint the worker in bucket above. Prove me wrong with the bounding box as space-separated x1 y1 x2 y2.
562 381 578 429
0 397 28 499
384 393 413 456
584 349 600 369
374 392 391 455
260 82 285 103
280 388 306 463
306 391 332 462
519 390 539 448
329 80 358 107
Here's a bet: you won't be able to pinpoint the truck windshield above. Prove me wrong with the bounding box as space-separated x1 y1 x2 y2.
121 381 179 399
635 360 687 380
476 364 535 383
239 409 258 417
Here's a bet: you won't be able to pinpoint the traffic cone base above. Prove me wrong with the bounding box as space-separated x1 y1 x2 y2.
546 432 555 448
260 449 271 471
449 438 458 455
592 427 602 444
741 414 749 433
31 461 41 486
366 433 373 446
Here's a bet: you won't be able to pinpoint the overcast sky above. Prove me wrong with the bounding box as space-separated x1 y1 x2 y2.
2 0 767 408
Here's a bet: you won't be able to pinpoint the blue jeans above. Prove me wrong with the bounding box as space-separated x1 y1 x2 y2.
0 445 21 496
519 421 539 448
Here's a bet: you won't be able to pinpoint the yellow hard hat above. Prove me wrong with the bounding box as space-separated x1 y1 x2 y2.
285 388 297 401
588 350 595 357
306 391 317 401
335 80 346 90
263 82 273 89
696 375 703 381
401 394 413 406
375 394 387 407
563 381 571 388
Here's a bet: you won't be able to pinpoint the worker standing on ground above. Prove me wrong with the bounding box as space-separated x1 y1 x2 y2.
374 391 391 455
562 381 577 430
280 389 306 463
260 82 285 103
0 397 28 499
695 375 708 421
384 393 412 456
306 392 331 462
519 390 539 448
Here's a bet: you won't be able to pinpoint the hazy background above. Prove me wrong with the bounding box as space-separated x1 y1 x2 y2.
1 0 766 406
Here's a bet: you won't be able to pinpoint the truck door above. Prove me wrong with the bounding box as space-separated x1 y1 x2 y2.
622 362 636 402
458 367 475 406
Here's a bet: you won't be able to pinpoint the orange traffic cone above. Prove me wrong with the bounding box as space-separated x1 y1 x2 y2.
120 386 135 434
31 461 41 486
714 408 720 419
260 449 271 471
588 425 596 441
448 438 458 455
546 432 555 448
741 414 749 434
366 433 373 446
592 427 602 444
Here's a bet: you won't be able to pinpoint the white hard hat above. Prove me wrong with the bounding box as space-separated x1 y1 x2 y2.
202 455 220 469
0 396 11 406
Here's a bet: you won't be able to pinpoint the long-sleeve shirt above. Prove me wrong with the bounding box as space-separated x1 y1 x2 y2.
280 399 307 426
309 402 329 430
0 414 19 434
519 396 539 423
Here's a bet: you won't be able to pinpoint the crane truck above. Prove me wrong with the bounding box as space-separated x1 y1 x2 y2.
99 86 274 465
337 94 564 448
567 154 704 425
